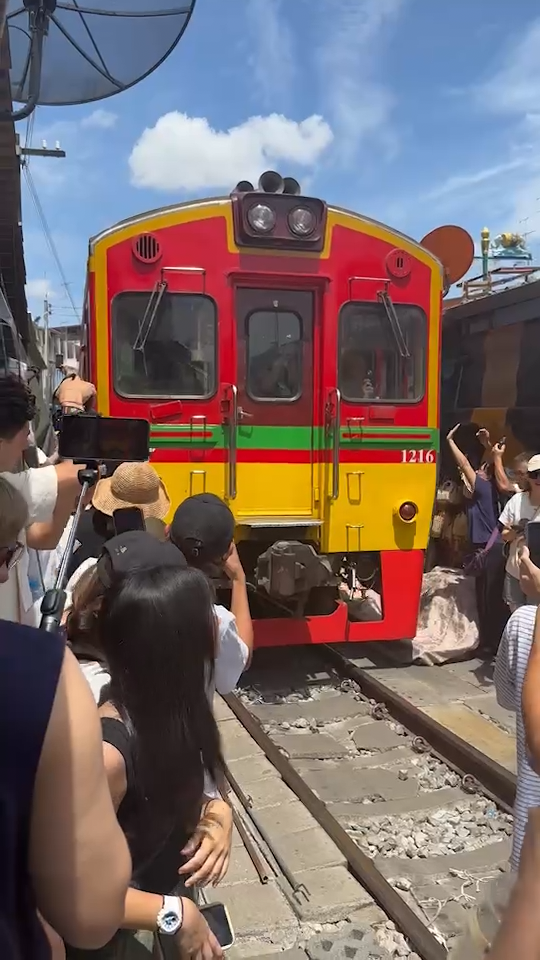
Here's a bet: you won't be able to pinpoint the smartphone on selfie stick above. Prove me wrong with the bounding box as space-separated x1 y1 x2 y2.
38 414 150 634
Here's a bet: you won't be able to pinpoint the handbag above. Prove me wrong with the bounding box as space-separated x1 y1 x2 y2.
463 526 500 578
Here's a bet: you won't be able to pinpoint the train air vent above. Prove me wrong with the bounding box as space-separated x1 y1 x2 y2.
132 234 162 264
386 248 411 279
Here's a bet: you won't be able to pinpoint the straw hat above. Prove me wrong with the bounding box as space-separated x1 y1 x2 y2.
92 462 170 519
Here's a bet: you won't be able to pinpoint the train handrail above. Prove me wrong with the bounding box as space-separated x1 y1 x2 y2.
223 384 238 500
327 387 341 500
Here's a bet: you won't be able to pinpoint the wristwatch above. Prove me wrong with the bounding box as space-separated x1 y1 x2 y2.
156 895 184 936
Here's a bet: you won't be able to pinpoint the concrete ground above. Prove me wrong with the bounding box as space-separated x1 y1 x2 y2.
208 696 384 960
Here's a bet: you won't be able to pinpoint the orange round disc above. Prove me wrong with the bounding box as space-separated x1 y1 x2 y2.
420 225 475 284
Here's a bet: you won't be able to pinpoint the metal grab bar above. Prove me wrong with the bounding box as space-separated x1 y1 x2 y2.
326 387 341 500
223 384 238 500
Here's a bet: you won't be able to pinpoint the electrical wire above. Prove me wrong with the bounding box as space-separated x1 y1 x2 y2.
23 165 81 321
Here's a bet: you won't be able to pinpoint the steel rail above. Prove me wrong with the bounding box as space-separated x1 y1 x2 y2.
322 645 516 810
223 692 446 960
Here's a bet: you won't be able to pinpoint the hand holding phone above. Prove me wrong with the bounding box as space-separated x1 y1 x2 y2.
200 903 234 950
525 522 540 568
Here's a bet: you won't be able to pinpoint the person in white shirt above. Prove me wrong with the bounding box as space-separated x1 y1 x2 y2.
168 493 254 694
0 374 90 624
499 454 540 613
494 544 540 870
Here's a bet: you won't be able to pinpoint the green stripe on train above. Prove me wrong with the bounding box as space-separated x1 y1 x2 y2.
150 425 440 452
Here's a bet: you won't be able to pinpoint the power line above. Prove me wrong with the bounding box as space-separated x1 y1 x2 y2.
22 166 81 322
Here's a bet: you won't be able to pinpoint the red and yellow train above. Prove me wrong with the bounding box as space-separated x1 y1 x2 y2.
81 172 473 646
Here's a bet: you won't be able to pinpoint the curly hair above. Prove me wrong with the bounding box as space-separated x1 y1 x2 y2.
0 375 36 440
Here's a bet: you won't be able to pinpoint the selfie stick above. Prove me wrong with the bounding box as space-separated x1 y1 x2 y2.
39 464 100 634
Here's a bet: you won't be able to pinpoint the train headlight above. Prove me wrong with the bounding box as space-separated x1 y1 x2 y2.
288 206 316 236
398 501 418 522
247 203 276 233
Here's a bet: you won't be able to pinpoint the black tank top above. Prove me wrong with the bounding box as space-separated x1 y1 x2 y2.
0 619 64 960
100 717 193 896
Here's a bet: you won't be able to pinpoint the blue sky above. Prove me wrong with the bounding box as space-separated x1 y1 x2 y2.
18 0 540 325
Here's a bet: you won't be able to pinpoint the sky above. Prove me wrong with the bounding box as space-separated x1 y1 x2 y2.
16 0 540 326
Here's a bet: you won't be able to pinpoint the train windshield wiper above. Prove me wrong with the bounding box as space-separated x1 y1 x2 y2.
133 280 168 352
377 290 411 359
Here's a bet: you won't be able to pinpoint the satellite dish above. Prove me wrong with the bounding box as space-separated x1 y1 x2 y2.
1 0 197 122
420 225 475 295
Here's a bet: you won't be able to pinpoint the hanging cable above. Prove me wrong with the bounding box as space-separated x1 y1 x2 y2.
23 166 81 321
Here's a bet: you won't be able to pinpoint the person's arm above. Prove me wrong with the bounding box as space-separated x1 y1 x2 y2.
487 808 540 960
518 544 540 595
27 462 93 550
446 424 476 490
492 441 515 495
499 496 519 544
522 608 540 774
223 544 253 662
29 647 132 950
179 796 233 887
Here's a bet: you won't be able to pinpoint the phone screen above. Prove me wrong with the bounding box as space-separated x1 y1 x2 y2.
113 508 145 536
58 415 149 462
200 903 234 949
526 522 540 567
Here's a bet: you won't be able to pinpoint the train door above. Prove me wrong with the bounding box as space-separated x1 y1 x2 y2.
230 288 316 520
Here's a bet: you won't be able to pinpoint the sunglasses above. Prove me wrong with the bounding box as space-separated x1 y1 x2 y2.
529 471 540 481
0 541 23 571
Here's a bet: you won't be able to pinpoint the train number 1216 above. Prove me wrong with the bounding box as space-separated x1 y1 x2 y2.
401 449 435 463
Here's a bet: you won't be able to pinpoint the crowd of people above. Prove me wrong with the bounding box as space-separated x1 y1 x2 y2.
0 372 255 959
4 368 540 959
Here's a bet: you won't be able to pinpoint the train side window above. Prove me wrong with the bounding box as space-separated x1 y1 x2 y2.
112 291 217 399
246 310 302 401
338 301 426 402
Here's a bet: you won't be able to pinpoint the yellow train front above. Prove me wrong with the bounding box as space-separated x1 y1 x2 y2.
83 171 453 646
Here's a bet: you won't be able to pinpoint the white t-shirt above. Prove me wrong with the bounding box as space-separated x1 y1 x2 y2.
0 466 58 625
499 492 540 579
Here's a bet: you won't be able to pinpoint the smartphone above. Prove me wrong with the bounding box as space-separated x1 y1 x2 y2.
526 522 540 567
113 507 145 536
58 415 149 462
200 903 235 950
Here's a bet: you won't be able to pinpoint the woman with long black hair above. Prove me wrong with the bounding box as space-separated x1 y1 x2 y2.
65 531 227 960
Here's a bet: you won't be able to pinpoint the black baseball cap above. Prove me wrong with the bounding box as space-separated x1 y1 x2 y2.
169 493 234 565
97 531 186 587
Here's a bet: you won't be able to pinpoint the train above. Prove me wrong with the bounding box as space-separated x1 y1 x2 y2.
80 171 474 647
441 277 540 470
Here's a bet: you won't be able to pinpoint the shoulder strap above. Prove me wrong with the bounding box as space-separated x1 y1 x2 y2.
101 717 136 795
485 526 500 552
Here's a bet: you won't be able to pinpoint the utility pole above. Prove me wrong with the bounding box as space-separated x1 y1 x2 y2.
43 293 50 400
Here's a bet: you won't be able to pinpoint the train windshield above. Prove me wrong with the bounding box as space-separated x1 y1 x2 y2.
338 301 426 403
112 291 216 398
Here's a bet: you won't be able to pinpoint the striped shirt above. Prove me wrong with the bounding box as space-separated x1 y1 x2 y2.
494 604 540 868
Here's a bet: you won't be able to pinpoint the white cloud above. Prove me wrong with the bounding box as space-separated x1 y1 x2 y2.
246 0 295 107
129 112 333 192
316 0 405 162
25 279 56 302
424 159 528 202
81 108 118 130
478 19 540 116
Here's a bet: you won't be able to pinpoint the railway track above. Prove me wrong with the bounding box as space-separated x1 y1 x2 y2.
222 646 516 960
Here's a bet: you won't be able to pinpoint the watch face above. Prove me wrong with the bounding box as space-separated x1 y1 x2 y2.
161 911 181 934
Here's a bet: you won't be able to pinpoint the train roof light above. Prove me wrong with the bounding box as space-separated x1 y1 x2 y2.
288 206 316 237
247 203 276 233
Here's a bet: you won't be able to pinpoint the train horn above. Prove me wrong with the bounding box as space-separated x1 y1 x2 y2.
232 180 254 194
282 177 301 196
258 170 284 194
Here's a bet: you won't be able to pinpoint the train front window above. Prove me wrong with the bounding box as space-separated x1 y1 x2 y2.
338 301 426 402
112 291 216 398
246 310 302 401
